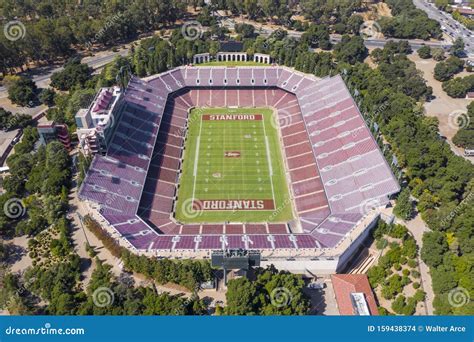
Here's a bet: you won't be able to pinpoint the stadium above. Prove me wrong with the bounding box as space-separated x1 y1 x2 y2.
77 62 400 273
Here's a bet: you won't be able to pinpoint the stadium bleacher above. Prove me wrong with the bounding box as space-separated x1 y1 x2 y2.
79 66 400 253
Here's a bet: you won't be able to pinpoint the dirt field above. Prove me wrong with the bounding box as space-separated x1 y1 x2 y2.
408 54 473 162
361 2 393 21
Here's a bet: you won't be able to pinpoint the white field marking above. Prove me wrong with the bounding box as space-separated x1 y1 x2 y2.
192 113 203 201
240 119 244 197
261 114 276 205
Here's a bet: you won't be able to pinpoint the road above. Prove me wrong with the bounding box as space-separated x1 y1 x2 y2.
0 12 455 98
0 48 130 98
413 0 474 56
225 17 450 51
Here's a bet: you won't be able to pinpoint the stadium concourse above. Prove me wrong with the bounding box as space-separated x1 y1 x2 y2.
78 65 400 271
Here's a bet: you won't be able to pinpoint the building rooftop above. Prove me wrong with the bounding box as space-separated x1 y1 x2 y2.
331 274 378 315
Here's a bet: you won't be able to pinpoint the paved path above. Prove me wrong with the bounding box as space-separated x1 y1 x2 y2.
396 214 435 315
69 165 226 304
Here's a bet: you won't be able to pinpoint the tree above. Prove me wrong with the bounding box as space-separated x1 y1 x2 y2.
394 188 414 220
348 15 364 35
235 23 255 38
300 24 331 50
225 277 257 315
432 48 445 61
378 0 442 40
443 75 474 99
225 266 310 315
452 102 474 148
450 37 465 58
417 45 431 59
7 77 37 106
38 88 56 106
50 58 92 91
367 265 386 287
391 295 406 314
434 56 464 82
334 35 367 64
421 231 449 268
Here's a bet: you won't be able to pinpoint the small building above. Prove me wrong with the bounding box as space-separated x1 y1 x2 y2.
37 121 71 150
331 274 379 315
451 5 474 17
466 92 474 99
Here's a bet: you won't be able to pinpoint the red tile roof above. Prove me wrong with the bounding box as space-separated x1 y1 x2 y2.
331 274 379 315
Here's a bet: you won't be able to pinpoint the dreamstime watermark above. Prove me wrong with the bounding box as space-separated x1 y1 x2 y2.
5 323 85 336
440 192 473 228
271 109 292 130
359 198 381 216
3 20 26 41
448 110 470 130
359 21 382 39
270 287 292 308
448 287 471 308
92 287 114 308
181 198 203 219
4 275 36 310
262 26 290 50
3 198 26 219
85 13 124 49
181 21 203 41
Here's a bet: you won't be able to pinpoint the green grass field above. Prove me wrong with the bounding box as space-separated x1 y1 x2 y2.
175 108 293 223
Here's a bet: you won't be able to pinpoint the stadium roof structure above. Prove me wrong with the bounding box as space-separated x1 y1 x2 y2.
78 65 400 254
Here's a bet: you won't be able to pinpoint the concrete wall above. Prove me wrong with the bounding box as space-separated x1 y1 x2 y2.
261 257 339 275
336 215 379 273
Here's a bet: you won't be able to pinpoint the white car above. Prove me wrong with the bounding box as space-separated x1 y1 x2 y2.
307 282 326 290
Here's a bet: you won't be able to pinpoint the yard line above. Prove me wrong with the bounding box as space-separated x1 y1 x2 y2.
261 114 276 205
192 114 203 201
240 119 244 198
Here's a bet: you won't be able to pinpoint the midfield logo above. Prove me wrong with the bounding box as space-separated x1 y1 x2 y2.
224 151 241 158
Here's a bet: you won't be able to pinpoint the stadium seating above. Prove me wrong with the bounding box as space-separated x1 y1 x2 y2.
79 66 400 252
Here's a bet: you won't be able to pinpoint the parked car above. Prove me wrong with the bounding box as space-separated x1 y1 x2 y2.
307 282 326 290
464 149 474 156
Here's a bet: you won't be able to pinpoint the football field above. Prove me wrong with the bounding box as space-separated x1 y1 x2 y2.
175 108 293 223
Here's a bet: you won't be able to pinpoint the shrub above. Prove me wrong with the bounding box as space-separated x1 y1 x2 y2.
391 295 406 314
402 297 417 315
417 45 431 59
401 276 411 286
414 289 426 302
376 238 388 250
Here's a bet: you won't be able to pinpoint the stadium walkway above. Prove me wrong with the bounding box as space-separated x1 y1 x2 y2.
396 215 435 315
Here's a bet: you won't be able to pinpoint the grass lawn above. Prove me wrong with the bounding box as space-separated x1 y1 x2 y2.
197 61 267 67
175 107 293 224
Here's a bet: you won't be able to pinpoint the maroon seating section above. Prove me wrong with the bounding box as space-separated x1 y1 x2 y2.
79 67 400 252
